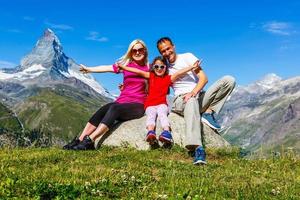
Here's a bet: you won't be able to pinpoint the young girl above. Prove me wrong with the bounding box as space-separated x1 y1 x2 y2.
118 56 200 147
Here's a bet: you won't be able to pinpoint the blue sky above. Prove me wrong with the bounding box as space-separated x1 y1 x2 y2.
0 0 299 93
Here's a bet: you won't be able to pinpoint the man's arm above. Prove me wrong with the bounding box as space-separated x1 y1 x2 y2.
183 67 208 102
170 60 200 82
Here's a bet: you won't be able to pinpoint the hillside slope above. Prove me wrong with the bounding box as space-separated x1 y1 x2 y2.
15 85 107 145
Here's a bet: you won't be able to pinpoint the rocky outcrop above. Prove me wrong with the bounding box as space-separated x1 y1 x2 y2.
95 113 230 150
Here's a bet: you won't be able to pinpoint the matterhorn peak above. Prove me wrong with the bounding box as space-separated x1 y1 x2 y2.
41 28 61 46
0 29 113 99
20 28 66 72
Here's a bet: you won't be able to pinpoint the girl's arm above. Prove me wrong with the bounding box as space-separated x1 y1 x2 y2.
79 64 114 74
118 64 150 78
170 60 201 82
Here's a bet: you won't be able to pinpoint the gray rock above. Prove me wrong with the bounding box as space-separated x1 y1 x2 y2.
95 113 230 150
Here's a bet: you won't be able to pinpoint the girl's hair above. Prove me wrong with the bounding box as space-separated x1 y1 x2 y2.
116 39 148 66
150 56 168 74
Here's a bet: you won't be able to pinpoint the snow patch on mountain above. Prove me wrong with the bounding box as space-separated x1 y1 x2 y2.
0 64 46 81
61 69 111 98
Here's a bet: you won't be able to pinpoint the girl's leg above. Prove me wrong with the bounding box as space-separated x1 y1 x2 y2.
157 104 170 131
145 106 158 131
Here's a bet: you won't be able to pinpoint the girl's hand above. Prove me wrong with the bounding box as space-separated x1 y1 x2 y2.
192 60 201 70
117 63 125 69
79 64 90 74
118 83 124 91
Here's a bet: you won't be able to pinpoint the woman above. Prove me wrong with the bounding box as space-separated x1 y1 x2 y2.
63 39 149 150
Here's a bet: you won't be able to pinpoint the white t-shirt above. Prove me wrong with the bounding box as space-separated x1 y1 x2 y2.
168 53 199 96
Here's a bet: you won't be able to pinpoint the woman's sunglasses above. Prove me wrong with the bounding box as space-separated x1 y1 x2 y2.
153 64 166 70
131 48 145 55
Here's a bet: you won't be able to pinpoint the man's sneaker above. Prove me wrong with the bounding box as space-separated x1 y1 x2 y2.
72 136 95 150
193 146 207 165
159 130 173 144
201 112 221 130
63 137 80 150
146 130 158 146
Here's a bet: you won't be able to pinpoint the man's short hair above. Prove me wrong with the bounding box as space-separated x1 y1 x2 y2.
156 37 174 49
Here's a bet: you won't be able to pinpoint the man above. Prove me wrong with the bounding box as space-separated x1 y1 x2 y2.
157 37 235 165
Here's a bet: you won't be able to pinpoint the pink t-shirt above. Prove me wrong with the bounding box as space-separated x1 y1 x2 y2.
113 62 149 104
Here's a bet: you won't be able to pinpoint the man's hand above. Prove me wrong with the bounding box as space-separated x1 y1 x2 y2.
183 92 196 102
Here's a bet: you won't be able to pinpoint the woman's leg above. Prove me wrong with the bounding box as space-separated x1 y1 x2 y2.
89 123 109 141
78 102 115 141
79 122 97 141
88 103 145 141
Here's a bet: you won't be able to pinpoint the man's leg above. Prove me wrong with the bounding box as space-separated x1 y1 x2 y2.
172 95 202 149
201 75 235 114
172 95 207 165
200 75 235 129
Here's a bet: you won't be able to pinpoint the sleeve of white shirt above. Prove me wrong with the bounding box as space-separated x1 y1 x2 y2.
184 53 199 67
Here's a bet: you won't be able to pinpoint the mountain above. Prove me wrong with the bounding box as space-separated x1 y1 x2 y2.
0 28 113 104
0 29 113 146
219 73 300 154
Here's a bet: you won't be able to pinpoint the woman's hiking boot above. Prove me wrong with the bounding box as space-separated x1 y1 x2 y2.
63 137 80 150
72 136 95 150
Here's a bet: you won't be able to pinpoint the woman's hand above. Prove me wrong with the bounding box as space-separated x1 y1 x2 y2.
79 64 90 74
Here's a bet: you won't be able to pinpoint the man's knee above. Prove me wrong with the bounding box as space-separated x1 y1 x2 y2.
223 75 235 86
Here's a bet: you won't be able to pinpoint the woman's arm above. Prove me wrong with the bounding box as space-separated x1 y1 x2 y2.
118 64 150 78
170 60 201 82
79 64 114 74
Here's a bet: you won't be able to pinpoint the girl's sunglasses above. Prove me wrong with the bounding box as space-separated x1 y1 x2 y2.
153 64 166 70
131 48 145 55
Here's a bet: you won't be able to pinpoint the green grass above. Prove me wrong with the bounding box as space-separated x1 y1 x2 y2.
0 147 299 199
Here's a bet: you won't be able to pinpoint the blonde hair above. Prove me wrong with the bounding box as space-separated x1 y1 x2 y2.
116 39 148 66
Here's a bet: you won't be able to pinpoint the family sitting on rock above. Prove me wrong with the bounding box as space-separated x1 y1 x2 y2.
63 37 235 165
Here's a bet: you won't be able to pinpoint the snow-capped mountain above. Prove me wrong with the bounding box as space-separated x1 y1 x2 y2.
218 74 300 153
0 28 113 99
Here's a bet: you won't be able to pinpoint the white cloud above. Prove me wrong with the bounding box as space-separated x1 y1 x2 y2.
23 16 34 21
45 21 74 31
262 21 293 36
0 60 17 68
85 31 108 42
